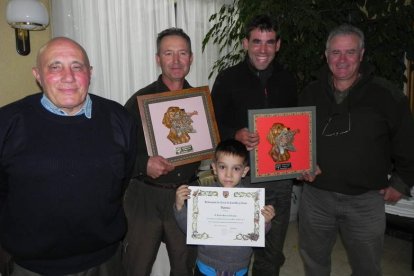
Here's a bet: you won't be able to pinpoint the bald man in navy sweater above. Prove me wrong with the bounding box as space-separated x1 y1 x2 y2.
0 37 137 276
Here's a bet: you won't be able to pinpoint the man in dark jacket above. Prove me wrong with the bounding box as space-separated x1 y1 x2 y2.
211 14 297 276
123 28 198 276
298 24 414 276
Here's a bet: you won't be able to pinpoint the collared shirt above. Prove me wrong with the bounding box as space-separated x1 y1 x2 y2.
330 73 361 104
246 55 274 87
40 94 92 118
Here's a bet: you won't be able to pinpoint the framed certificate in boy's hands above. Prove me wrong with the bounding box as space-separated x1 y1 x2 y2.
186 186 265 247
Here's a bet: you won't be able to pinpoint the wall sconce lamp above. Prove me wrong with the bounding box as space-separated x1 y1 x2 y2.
6 0 49 56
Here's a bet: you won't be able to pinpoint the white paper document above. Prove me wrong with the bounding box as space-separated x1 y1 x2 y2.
186 186 266 247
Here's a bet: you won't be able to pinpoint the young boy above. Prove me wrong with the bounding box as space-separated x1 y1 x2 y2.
174 139 275 276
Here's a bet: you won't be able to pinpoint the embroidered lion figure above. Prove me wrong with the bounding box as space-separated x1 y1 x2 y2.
267 123 299 162
162 106 198 145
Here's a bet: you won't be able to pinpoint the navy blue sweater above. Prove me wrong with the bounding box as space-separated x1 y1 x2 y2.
0 93 137 275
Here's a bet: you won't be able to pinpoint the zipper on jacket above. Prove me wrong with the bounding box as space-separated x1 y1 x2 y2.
256 70 269 107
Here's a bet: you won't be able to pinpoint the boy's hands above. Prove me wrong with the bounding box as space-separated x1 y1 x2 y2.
175 185 191 211
261 205 276 223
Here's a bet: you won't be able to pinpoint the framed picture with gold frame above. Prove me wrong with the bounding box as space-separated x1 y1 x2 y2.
248 106 316 183
137 86 220 166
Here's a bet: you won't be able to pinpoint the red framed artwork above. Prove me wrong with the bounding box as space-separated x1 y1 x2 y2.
248 106 316 183
137 86 220 166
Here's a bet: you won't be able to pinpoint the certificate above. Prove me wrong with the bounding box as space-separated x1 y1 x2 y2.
186 186 265 247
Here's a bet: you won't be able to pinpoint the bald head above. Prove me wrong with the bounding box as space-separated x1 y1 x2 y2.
36 37 91 69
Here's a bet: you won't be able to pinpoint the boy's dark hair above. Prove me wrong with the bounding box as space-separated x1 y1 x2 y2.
156 27 192 55
244 14 279 40
214 139 249 165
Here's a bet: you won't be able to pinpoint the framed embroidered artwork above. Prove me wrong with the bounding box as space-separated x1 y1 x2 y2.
137 86 220 166
248 106 316 182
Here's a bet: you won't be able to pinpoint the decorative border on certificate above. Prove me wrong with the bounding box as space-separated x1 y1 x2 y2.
137 86 220 166
186 186 265 247
248 106 316 183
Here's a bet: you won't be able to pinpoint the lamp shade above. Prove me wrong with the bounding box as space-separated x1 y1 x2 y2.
6 0 49 31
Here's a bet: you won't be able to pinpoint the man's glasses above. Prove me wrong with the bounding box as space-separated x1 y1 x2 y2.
322 112 351 137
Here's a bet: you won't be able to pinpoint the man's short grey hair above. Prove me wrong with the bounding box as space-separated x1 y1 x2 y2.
326 24 365 50
156 27 192 55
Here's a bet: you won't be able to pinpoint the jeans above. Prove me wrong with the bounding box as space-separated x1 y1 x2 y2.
248 179 293 276
122 179 196 276
298 184 385 276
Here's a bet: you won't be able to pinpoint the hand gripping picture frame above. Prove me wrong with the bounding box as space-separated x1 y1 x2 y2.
137 86 220 166
248 106 316 183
